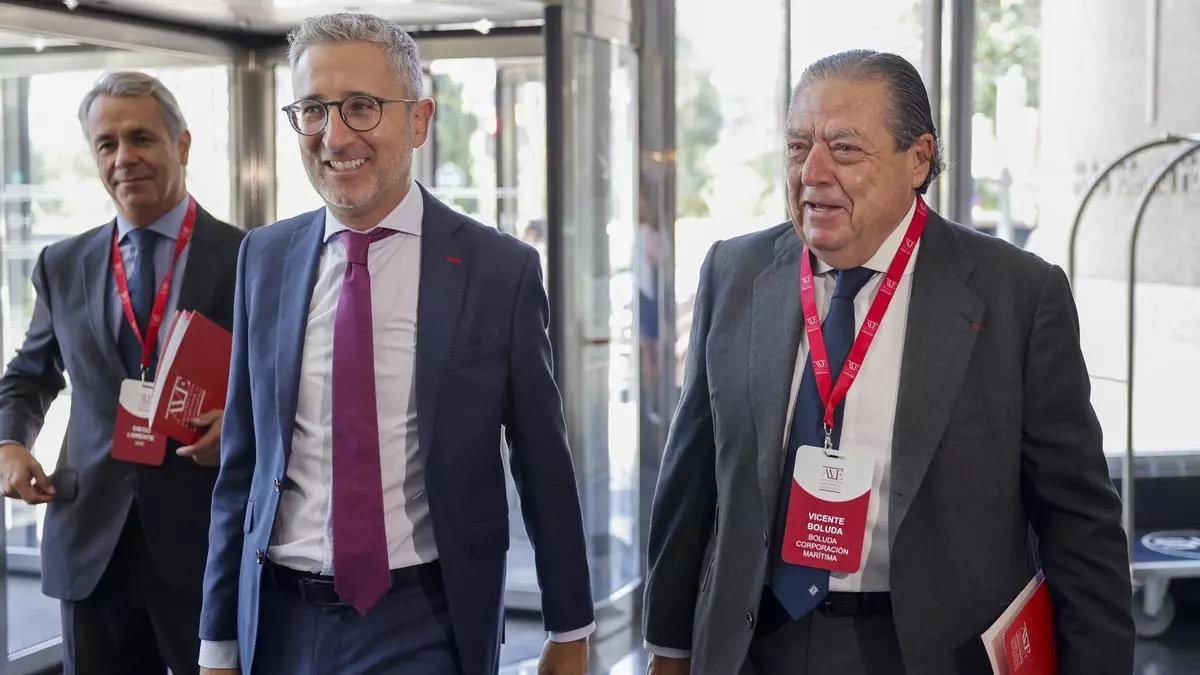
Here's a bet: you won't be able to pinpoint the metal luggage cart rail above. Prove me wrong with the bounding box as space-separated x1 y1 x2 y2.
1067 132 1200 638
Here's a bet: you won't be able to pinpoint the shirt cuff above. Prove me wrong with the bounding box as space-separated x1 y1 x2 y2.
644 641 692 659
198 639 239 669
548 622 596 643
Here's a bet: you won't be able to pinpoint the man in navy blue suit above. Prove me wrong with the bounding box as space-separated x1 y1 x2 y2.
198 12 594 675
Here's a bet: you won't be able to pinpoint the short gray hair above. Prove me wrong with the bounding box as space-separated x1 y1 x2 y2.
791 49 945 194
287 12 423 98
77 71 187 140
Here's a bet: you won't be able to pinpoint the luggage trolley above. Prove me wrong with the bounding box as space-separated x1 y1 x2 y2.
1068 132 1200 638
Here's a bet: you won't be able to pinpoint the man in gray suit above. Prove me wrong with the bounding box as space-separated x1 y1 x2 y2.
0 72 242 674
644 50 1133 674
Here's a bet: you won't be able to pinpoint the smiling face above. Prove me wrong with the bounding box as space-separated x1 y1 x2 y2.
84 94 190 227
291 40 434 230
784 77 932 268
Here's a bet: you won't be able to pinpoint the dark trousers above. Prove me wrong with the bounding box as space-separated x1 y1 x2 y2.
252 563 462 675
741 601 905 675
60 507 201 675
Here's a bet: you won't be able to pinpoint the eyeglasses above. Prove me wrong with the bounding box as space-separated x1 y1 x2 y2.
281 94 418 136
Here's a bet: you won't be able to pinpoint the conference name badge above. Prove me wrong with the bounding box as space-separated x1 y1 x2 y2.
782 446 873 573
111 378 168 466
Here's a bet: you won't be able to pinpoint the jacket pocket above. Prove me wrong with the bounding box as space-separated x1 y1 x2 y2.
941 403 1013 445
468 518 510 558
444 340 504 370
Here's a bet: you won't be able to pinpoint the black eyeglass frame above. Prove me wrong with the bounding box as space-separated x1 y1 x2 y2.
281 94 420 135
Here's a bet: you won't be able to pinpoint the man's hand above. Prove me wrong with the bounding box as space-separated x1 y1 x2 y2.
538 637 588 675
199 668 238 675
176 409 223 467
647 654 691 675
0 442 55 504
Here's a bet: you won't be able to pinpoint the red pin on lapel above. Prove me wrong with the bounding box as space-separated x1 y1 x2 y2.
969 320 982 333
446 256 462 264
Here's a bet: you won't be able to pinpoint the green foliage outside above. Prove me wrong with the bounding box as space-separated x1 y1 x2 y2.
975 0 1042 119
676 37 722 218
433 73 479 215
974 0 1041 213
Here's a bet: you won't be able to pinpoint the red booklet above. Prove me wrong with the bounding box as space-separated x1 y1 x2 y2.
982 571 1057 675
144 310 232 445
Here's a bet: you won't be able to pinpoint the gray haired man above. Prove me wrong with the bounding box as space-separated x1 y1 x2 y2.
644 49 1132 674
0 71 243 674
199 12 593 675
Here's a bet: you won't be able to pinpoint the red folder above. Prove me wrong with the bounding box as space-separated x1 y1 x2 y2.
982 571 1057 675
145 310 232 445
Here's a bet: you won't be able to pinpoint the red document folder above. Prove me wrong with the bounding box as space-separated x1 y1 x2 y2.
982 571 1057 675
145 310 232 445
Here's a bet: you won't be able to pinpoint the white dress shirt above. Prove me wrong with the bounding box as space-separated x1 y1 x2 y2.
201 182 591 669
269 183 436 573
645 198 919 660
785 196 918 593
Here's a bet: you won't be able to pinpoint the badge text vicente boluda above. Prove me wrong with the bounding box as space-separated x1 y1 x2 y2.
782 448 873 573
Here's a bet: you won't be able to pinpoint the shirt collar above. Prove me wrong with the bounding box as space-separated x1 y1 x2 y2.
116 194 190 244
813 196 920 277
323 179 424 243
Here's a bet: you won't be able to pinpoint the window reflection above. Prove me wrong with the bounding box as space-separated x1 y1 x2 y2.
976 0 1200 458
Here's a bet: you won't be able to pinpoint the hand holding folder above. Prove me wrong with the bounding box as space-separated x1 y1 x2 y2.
982 570 1057 675
144 310 232 447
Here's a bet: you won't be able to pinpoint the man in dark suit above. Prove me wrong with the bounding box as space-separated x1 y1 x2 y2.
0 72 243 674
199 13 593 675
644 50 1134 674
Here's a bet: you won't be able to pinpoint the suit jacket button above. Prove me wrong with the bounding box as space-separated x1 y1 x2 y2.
273 477 281 491
255 550 264 565
746 612 755 629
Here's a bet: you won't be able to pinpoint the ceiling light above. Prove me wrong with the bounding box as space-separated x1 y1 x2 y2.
472 19 494 35
63 0 79 9
32 37 47 52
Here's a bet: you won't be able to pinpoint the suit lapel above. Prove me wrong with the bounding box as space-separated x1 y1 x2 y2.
81 222 127 380
274 212 325 457
175 206 220 314
888 213 984 544
750 228 805 521
414 187 467 460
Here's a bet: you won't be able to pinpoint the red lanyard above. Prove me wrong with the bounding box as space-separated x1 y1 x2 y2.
111 197 196 377
799 197 927 448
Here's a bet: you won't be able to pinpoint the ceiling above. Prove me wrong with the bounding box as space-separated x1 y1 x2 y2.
68 0 546 33
0 27 78 49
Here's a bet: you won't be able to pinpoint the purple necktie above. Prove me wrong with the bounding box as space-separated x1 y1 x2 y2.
332 227 397 614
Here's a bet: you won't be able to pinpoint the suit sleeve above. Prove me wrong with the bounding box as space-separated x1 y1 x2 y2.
200 231 257 642
502 247 595 632
1020 264 1134 674
642 242 720 651
0 249 67 446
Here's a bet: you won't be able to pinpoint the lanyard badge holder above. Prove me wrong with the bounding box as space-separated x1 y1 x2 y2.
781 198 928 574
110 198 197 465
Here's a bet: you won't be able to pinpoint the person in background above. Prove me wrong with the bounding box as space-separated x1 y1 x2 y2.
0 71 242 675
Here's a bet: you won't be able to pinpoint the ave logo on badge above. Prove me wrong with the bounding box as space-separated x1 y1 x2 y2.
781 446 874 573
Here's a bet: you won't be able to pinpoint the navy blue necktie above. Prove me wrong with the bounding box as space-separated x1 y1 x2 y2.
768 265 875 620
117 228 161 379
